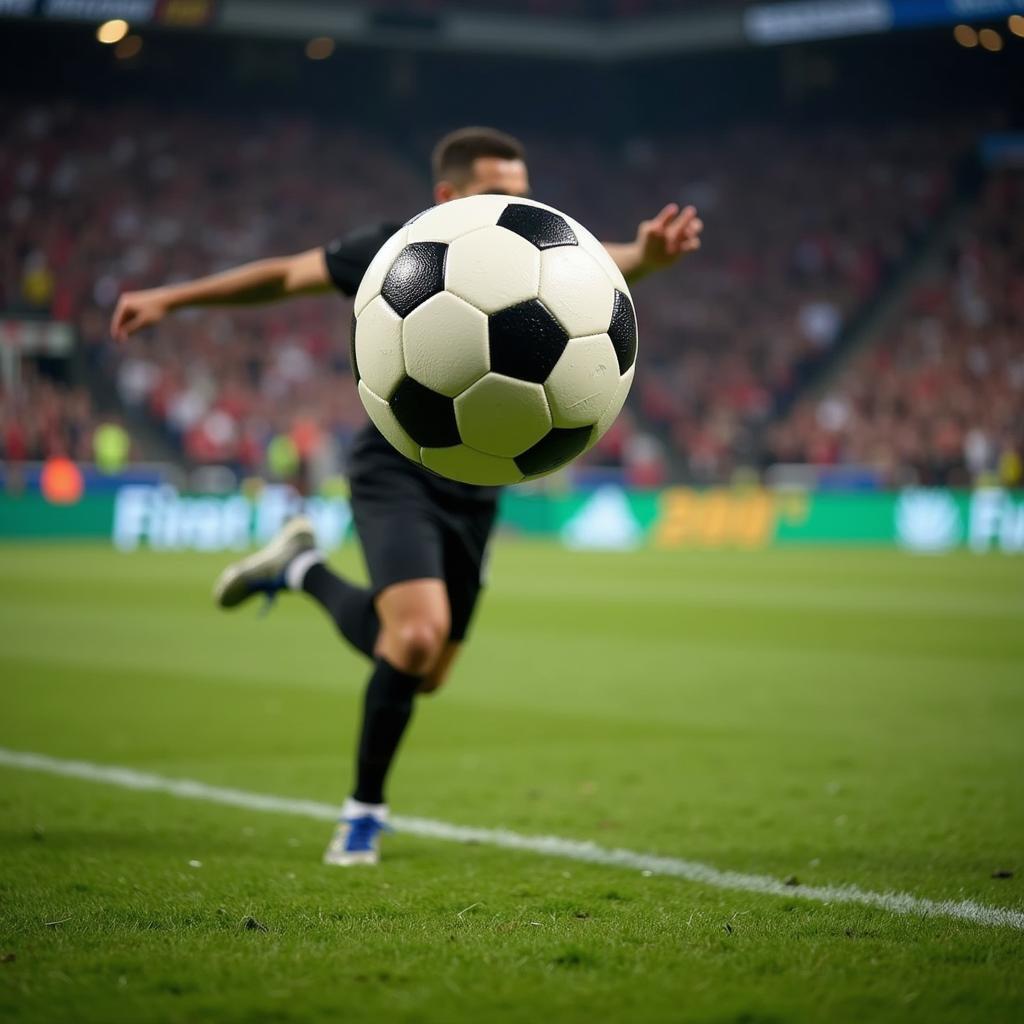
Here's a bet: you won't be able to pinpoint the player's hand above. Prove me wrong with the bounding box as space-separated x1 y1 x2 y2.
110 289 170 342
634 203 703 272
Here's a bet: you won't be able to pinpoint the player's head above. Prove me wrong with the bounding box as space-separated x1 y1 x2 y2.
432 127 529 204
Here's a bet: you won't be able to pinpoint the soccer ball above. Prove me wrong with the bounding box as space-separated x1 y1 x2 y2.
351 195 637 486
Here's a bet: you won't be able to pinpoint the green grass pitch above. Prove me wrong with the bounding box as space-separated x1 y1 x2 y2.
1 541 1022 1023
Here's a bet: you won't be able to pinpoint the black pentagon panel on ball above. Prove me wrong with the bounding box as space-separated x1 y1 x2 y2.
489 299 569 384
380 242 448 317
515 426 592 477
608 289 638 373
349 311 360 383
497 204 578 250
389 376 461 448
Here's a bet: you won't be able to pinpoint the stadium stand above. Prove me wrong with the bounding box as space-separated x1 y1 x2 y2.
769 167 1024 488
0 98 987 484
0 369 100 463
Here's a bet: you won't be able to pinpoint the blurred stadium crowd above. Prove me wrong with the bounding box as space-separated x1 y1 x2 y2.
772 169 1024 487
0 97 1020 487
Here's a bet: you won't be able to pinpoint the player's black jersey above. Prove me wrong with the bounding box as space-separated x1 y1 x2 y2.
323 222 403 297
323 221 500 505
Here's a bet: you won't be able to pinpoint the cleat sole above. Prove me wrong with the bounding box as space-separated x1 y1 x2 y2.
213 517 316 609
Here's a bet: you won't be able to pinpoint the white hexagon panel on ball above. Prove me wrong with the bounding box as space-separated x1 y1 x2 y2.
405 194 512 244
402 292 490 398
538 246 616 338
544 333 620 429
445 226 541 315
353 297 406 401
454 374 552 459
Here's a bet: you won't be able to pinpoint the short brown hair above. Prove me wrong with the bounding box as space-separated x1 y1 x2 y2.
431 126 526 185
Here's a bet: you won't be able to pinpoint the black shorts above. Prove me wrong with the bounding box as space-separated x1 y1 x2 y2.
348 439 499 643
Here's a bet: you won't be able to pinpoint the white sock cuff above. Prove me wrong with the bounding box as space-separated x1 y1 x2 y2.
285 549 324 591
343 797 389 822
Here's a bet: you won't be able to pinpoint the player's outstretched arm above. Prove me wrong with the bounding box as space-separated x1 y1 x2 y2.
604 203 703 284
110 248 332 341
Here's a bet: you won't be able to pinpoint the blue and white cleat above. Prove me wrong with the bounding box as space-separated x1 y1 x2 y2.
213 516 317 610
323 799 390 866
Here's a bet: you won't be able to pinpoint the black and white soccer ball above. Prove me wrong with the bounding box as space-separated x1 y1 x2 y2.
351 195 637 486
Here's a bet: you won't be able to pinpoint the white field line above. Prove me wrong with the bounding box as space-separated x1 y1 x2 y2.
2 747 1022 932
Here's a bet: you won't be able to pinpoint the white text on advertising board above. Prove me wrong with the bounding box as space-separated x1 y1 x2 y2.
112 485 350 552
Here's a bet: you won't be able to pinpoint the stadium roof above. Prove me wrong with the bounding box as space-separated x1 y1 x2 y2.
4 0 1022 58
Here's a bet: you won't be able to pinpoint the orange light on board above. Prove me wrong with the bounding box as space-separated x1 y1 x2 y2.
40 457 84 505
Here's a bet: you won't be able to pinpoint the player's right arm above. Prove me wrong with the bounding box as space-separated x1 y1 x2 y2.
110 248 331 341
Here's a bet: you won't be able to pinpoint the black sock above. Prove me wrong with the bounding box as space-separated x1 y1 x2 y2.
301 562 379 659
353 659 422 805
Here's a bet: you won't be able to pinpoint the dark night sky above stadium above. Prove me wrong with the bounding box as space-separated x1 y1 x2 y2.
2 16 1018 136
